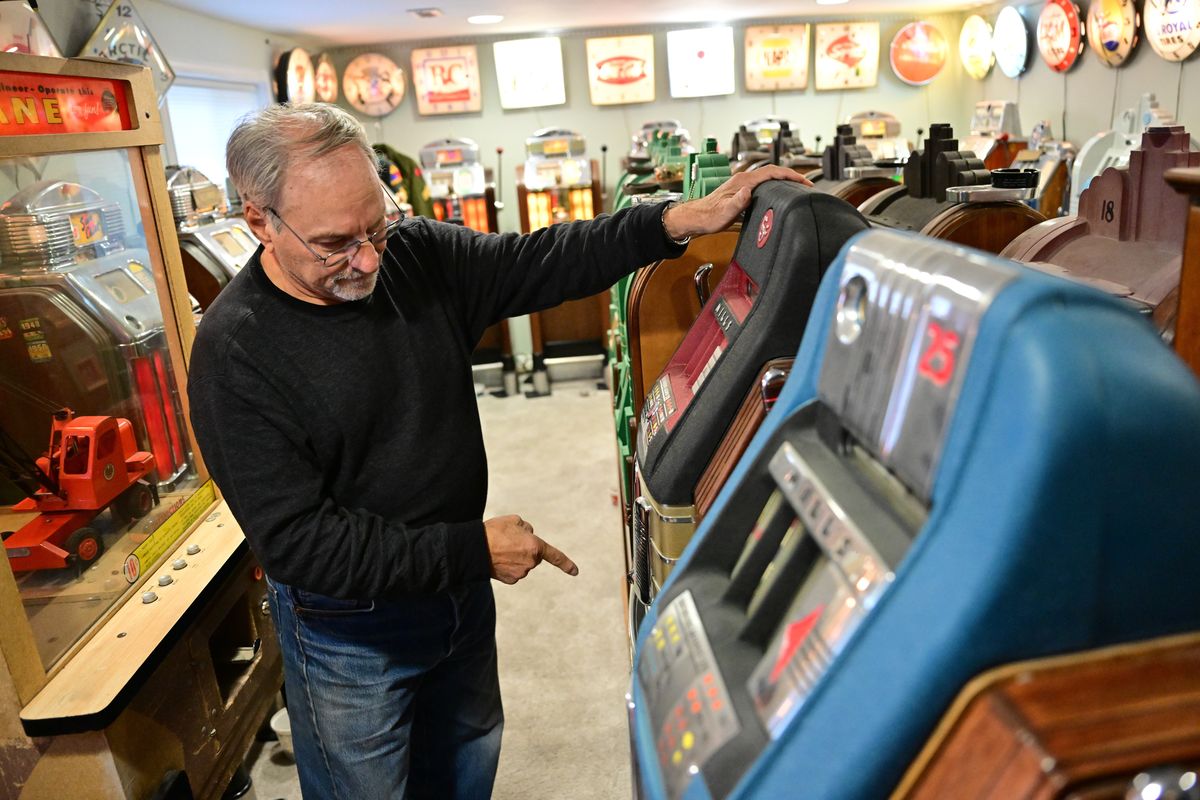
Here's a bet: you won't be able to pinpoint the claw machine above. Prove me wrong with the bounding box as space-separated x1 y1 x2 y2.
0 53 280 799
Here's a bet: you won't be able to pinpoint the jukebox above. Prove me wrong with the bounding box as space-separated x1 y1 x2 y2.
628 181 868 637
0 54 279 799
517 128 604 392
1002 125 1200 336
165 165 258 311
629 229 1200 800
419 137 498 233
959 99 1026 171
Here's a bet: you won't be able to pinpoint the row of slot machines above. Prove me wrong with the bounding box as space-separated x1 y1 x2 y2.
611 102 1200 799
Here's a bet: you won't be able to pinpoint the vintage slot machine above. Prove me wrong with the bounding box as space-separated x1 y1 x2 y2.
844 110 911 162
419 137 498 233
628 182 868 638
615 123 688 210
1006 121 1076 217
628 228 1200 800
1003 125 1200 336
807 124 899 208
517 128 604 393
859 124 1045 254
165 165 258 311
959 100 1027 171
1069 93 1192 215
1168 166 1200 375
0 54 279 799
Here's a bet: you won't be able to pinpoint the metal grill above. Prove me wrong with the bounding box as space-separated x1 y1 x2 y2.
633 497 652 605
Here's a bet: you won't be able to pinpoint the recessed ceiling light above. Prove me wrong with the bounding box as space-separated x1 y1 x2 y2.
407 7 442 17
467 14 504 23
815 0 849 5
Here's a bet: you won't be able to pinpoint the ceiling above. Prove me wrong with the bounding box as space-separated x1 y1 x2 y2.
160 0 988 45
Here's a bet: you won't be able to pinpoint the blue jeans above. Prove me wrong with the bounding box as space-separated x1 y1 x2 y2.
267 578 504 800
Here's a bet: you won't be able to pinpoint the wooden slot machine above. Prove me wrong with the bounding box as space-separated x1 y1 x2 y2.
844 110 912 162
628 229 1200 800
807 125 900 208
1002 126 1200 336
0 54 279 799
859 124 1046 254
1168 166 1200 375
1070 93 1192 216
516 128 604 394
959 100 1027 171
165 166 259 312
1006 121 1076 218
627 182 868 642
418 138 511 392
729 118 818 177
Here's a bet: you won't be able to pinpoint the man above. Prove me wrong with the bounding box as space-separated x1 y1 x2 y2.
188 103 807 799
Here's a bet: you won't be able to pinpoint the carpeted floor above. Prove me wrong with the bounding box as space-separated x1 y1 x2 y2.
249 378 631 799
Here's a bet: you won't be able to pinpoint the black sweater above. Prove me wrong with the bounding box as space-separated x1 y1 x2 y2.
188 203 683 599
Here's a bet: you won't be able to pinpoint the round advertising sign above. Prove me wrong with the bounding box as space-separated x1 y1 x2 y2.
1037 0 1085 72
890 21 950 85
960 15 996 78
314 54 339 103
1143 0 1200 62
993 7 1031 77
343 53 407 117
275 48 316 104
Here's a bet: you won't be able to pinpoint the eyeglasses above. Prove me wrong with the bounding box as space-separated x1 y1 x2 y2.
267 189 404 271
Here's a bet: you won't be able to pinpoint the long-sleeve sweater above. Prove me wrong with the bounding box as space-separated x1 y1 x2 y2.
187 202 684 599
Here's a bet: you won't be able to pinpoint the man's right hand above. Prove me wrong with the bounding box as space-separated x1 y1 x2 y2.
484 515 579 584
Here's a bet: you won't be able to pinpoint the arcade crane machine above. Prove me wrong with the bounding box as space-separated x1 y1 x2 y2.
0 53 279 799
959 99 1027 171
628 229 1200 800
165 165 258 311
1003 125 1200 337
418 137 512 393
858 124 1046 254
627 181 868 648
516 128 603 394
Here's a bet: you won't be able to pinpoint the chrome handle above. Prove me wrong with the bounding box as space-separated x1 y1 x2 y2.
694 263 714 306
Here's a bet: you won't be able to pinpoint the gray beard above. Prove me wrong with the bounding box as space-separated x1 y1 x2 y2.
328 269 378 302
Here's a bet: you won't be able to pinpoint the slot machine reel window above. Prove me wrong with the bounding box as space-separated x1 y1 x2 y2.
0 147 202 671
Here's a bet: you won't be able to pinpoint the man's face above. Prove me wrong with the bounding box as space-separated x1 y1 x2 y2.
248 144 388 305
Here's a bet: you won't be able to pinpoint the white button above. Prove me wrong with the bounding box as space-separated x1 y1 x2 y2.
158 575 173 587
186 544 201 556
142 591 158 604
172 559 188 570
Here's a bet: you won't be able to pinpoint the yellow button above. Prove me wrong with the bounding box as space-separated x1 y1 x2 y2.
672 750 683 766
682 732 695 751
656 639 666 650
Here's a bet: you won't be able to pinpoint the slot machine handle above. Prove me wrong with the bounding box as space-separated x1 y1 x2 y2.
760 367 790 411
694 263 714 306
494 146 505 211
601 144 608 204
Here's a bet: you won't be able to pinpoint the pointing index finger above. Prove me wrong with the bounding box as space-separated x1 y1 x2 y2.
539 539 579 576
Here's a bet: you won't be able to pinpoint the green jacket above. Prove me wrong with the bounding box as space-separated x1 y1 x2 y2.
373 143 435 218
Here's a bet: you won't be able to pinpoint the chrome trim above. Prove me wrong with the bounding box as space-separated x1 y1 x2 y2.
945 185 1036 202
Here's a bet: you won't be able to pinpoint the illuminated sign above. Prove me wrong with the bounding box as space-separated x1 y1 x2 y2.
0 70 133 136
1143 0 1200 62
960 15 995 79
815 22 880 90
586 35 655 105
889 21 949 86
412 45 481 114
314 53 338 103
993 7 1031 77
494 37 566 109
1037 0 1085 72
274 48 315 104
1087 0 1139 66
667 27 735 98
81 1 174 100
342 53 406 117
745 25 810 91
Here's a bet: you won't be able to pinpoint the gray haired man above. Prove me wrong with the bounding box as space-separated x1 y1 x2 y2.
187 103 806 798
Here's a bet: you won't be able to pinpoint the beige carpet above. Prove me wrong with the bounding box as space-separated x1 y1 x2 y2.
250 378 631 799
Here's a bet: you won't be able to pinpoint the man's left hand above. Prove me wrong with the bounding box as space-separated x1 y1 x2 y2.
663 166 813 241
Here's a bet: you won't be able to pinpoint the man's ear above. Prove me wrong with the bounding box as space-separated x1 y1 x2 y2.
242 202 275 249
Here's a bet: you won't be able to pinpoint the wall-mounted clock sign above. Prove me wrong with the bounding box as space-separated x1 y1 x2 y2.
1087 0 1138 65
1143 0 1200 62
745 25 811 91
960 15 995 79
82 1 174 99
275 48 315 104
1037 0 1085 72
890 21 949 85
314 54 338 103
993 7 1030 77
343 53 407 117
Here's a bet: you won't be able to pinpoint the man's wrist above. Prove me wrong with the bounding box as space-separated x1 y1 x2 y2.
661 201 692 247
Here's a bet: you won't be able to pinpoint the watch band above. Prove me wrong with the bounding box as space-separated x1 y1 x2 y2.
661 201 692 247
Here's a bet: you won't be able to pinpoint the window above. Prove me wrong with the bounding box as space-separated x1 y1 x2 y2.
165 79 264 189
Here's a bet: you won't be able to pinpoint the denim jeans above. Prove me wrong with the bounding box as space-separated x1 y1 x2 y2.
266 577 504 800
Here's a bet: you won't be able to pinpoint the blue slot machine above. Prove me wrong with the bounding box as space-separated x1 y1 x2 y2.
628 229 1200 800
